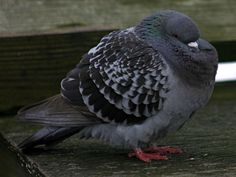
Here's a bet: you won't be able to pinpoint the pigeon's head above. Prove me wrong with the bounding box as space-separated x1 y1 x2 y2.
135 11 199 43
164 11 200 45
136 10 210 50
135 10 218 87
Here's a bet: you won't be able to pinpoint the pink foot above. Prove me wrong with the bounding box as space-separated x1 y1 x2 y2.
128 148 168 162
143 146 183 155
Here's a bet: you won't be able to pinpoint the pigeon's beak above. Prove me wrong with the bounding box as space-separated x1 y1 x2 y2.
187 39 215 53
197 39 214 51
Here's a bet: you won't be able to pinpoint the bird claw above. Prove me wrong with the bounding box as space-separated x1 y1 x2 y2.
128 148 168 162
129 146 183 162
143 146 183 155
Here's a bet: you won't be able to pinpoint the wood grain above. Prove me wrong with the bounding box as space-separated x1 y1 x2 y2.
0 30 111 111
0 83 235 176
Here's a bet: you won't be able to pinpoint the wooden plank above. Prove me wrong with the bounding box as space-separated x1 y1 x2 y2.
0 83 236 176
0 30 111 111
0 0 236 41
0 134 45 177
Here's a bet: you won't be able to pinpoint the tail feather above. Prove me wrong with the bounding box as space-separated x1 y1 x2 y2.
17 95 101 152
18 126 82 152
17 94 100 127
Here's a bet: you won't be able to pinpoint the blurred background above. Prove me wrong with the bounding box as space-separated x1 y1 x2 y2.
0 0 235 40
0 1 235 177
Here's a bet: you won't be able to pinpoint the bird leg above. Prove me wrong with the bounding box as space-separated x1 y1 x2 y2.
128 148 168 162
143 146 183 155
128 146 183 162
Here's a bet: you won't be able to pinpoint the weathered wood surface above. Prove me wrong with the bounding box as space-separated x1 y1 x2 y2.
0 0 236 41
0 134 45 177
0 83 236 177
0 30 110 112
0 31 235 112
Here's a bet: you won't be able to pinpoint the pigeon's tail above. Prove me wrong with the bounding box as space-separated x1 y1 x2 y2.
18 126 83 152
16 94 101 152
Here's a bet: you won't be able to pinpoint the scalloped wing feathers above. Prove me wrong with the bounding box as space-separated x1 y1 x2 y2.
76 28 169 124
18 28 170 126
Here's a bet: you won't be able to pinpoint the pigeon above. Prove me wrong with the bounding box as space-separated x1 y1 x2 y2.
17 10 218 162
